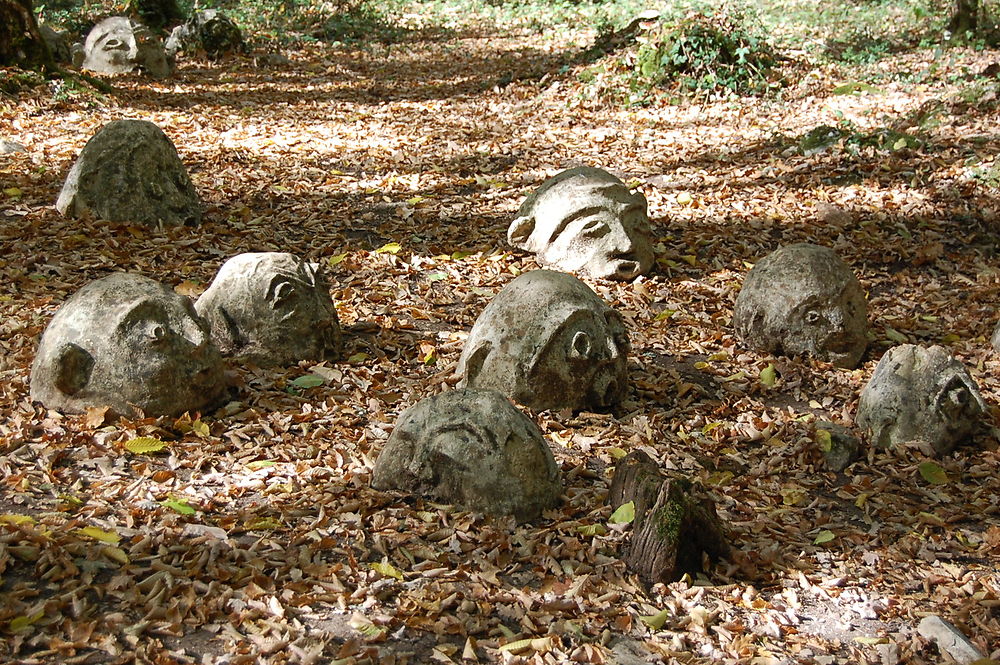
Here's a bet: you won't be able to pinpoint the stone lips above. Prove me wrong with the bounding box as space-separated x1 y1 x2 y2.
456 269 629 412
508 166 654 281
732 242 869 369
30 273 227 417
371 389 562 522
195 252 342 367
857 344 986 454
56 119 201 228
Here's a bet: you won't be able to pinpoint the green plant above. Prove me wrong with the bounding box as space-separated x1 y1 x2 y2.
633 5 775 94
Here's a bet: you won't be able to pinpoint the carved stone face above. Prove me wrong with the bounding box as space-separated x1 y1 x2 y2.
82 17 171 78
457 270 629 412
508 167 654 281
371 389 561 522
56 119 201 228
857 344 986 454
732 243 868 368
30 273 226 417
195 253 341 367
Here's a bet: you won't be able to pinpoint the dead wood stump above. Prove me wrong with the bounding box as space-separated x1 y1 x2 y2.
609 450 729 585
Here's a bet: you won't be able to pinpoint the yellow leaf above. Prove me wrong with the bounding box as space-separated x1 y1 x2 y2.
3 187 22 198
328 253 349 266
499 638 534 654
918 461 948 485
759 363 777 387
244 517 283 531
124 437 167 454
76 526 120 544
347 352 369 364
676 192 693 206
815 429 832 452
9 611 44 633
681 254 697 266
102 546 130 564
371 561 404 581
693 361 709 370
640 608 671 630
246 460 277 471
814 530 836 545
407 196 424 205
191 420 210 437
0 514 35 525
885 326 908 343
654 309 676 320
609 501 635 524
374 242 402 254
578 524 608 536
608 447 628 460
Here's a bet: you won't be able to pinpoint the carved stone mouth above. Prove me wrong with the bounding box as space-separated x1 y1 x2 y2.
609 258 640 280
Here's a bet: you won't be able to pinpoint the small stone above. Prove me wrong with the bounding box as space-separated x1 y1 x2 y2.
918 615 984 664
508 166 654 281
857 345 985 454
0 139 26 154
196 252 341 366
56 119 201 228
30 273 226 418
81 16 171 78
456 270 629 412
733 243 869 368
816 421 860 472
371 389 561 522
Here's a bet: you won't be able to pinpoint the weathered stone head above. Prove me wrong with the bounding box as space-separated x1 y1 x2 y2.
856 345 986 455
56 119 201 228
508 167 654 281
81 17 171 78
371 389 562 522
457 270 629 412
195 252 341 366
732 243 868 368
30 273 226 417
165 10 245 59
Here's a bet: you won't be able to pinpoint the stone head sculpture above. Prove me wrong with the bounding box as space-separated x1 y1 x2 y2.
195 252 341 367
371 389 561 522
856 345 986 455
508 167 654 281
30 273 226 417
732 243 868 368
165 10 245 59
56 119 201 228
82 17 171 78
456 270 629 412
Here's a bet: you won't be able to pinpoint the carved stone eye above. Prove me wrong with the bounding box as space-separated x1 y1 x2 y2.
804 310 821 324
569 331 591 359
147 323 168 345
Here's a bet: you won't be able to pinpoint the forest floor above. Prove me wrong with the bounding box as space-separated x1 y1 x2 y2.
2 4 1000 664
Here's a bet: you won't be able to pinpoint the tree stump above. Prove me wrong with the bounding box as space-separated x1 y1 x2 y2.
0 0 52 68
609 450 729 585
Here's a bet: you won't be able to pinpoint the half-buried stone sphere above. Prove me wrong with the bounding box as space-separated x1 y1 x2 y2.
856 344 986 455
508 166 654 281
196 252 341 367
30 273 226 418
732 243 868 368
456 269 629 412
371 389 562 522
56 119 200 228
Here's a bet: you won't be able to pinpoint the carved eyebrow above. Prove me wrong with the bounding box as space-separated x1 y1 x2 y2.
547 206 607 245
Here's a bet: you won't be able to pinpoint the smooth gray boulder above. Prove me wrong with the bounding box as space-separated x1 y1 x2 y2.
165 10 245 59
0 139 26 155
732 243 868 368
56 119 201 228
195 253 341 367
30 273 226 418
856 345 985 454
456 270 628 412
81 17 171 78
508 167 654 281
371 389 562 522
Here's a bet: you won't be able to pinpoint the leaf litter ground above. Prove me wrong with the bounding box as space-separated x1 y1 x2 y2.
1 20 1000 665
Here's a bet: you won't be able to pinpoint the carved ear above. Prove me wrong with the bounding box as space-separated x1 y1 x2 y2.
507 216 535 248
460 343 492 385
54 343 94 396
266 276 296 310
117 298 167 330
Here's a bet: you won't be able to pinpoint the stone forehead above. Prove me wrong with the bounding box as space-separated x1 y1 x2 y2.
213 252 311 284
85 16 146 49
83 119 174 154
519 167 642 216
45 273 186 340
746 243 857 295
478 270 615 321
402 389 532 436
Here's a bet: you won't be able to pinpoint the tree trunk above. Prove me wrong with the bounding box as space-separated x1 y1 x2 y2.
609 450 729 585
947 0 979 37
0 0 52 69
